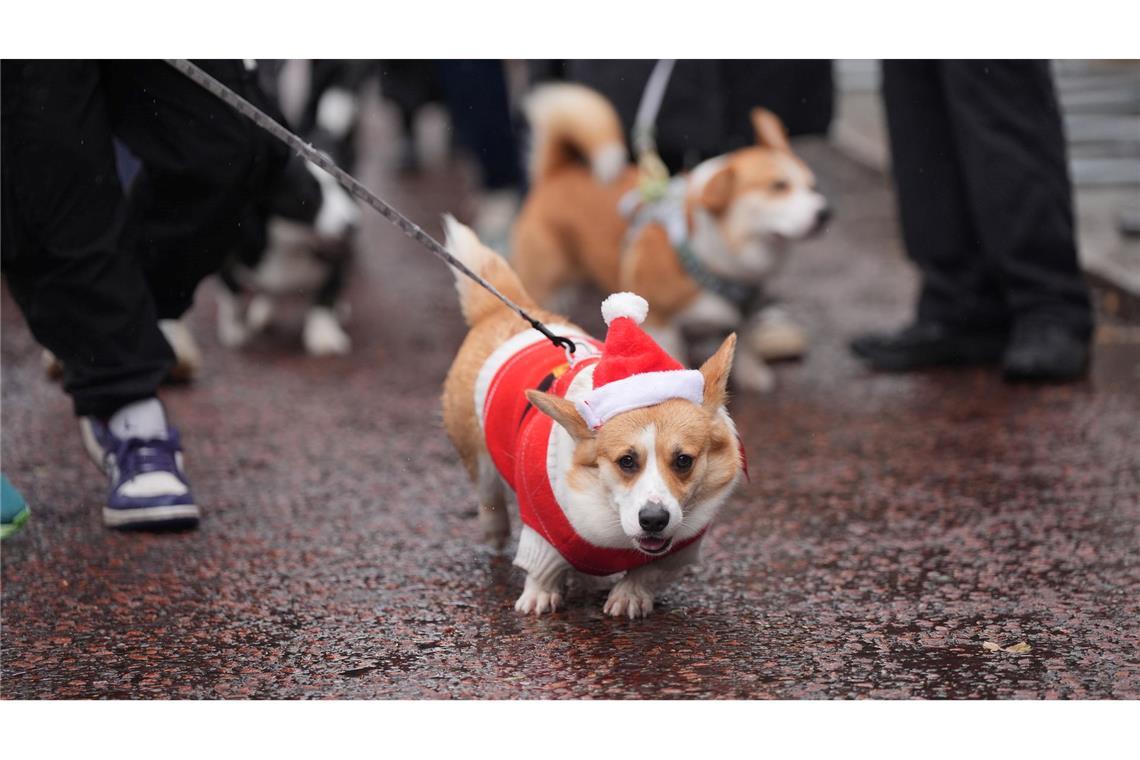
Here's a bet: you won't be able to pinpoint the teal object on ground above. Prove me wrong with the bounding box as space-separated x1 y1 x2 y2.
1 474 30 539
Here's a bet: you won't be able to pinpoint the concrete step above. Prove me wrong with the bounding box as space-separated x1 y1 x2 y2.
1070 157 1140 187
1064 114 1140 145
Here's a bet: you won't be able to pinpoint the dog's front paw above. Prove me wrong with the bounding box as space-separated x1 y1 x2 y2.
514 583 563 616
604 580 655 619
303 307 352 356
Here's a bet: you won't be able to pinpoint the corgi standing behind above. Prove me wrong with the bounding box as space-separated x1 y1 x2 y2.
441 217 743 618
511 83 830 392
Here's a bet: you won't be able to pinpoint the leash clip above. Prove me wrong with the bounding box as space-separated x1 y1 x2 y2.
563 338 597 367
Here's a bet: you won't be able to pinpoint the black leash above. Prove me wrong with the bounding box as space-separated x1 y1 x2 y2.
166 59 575 355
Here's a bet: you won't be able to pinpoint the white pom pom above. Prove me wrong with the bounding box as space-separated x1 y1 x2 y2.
601 292 649 326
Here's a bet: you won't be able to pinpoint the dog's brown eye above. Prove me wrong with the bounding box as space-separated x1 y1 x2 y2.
673 454 694 472
770 179 790 193
617 454 638 473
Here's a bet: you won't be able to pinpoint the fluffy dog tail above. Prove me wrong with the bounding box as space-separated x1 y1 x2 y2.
523 83 627 185
443 215 538 327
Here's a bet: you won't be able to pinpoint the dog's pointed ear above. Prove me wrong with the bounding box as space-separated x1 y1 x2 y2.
751 108 790 152
699 333 736 410
526 389 595 440
699 165 736 214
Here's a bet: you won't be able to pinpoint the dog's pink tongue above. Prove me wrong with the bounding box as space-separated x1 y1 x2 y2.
638 537 668 552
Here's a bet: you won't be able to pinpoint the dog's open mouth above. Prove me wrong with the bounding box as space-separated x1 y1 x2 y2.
635 536 673 555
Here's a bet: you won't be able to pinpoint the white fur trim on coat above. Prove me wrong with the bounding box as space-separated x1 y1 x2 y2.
574 369 704 429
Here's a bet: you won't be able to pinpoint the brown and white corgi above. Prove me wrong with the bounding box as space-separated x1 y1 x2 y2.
511 83 830 392
441 217 743 618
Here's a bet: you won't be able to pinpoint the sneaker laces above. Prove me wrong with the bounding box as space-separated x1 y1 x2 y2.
114 431 183 485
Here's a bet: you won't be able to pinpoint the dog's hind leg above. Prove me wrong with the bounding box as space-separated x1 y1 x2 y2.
477 453 511 550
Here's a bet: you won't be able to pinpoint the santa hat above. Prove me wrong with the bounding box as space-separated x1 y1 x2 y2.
574 293 705 430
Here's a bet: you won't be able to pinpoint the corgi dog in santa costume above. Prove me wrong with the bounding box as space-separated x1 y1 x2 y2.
441 217 743 618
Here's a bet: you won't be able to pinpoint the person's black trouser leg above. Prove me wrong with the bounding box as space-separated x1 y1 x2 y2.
939 60 1092 337
436 61 523 191
2 60 287 417
882 60 1010 331
106 60 287 320
1 61 175 418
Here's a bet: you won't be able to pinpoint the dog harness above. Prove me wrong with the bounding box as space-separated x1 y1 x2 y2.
619 178 767 315
480 332 705 576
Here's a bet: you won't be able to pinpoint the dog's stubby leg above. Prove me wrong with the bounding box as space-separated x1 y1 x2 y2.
749 305 807 361
604 540 702 619
477 454 510 550
513 525 571 615
731 346 776 393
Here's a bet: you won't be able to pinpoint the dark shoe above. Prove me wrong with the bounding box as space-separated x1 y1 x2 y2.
850 322 1007 371
79 418 200 529
1002 321 1090 382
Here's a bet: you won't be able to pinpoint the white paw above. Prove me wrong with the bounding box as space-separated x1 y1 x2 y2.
514 579 563 616
603 580 655 619
749 307 807 360
303 307 351 356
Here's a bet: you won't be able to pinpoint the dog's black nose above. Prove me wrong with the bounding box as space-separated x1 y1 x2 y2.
638 505 670 533
816 204 832 228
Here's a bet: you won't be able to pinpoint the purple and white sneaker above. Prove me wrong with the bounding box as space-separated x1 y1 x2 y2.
79 418 200 529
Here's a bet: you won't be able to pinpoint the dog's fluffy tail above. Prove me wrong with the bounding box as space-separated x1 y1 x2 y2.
523 83 627 186
444 215 538 327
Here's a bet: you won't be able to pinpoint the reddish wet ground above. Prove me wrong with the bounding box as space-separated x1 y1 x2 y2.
2 125 1138 698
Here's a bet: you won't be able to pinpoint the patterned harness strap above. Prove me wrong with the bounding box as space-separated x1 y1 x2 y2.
619 181 765 316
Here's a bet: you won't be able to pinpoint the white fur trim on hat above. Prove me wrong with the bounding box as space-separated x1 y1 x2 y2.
601 292 649 326
574 369 704 430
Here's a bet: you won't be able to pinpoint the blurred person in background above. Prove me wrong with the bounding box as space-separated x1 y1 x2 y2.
851 60 1093 381
437 60 526 251
529 60 834 173
1 60 287 530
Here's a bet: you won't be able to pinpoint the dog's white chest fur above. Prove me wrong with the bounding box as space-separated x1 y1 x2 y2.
545 364 633 550
473 330 633 551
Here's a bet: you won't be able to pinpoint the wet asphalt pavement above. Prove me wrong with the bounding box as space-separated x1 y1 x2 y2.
2 120 1138 699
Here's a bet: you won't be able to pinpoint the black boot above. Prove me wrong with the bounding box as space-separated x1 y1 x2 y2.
1002 321 1091 382
850 322 1007 371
